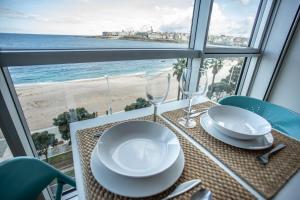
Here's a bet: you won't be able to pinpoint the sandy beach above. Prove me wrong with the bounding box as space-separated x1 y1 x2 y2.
15 71 178 131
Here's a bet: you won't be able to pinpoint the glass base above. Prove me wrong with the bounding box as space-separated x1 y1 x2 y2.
178 117 197 128
183 108 197 114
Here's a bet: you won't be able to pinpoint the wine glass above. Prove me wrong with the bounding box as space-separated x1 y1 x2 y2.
195 69 208 97
178 68 208 128
105 75 112 115
145 72 170 122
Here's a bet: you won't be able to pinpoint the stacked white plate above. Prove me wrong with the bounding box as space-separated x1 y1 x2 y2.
90 120 184 198
200 105 274 150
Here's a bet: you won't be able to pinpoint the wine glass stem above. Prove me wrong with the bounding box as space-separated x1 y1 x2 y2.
186 96 193 126
154 104 158 122
107 106 112 115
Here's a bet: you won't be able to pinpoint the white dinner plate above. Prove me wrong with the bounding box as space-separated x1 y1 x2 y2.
207 105 271 140
200 113 273 150
90 146 185 198
97 120 181 178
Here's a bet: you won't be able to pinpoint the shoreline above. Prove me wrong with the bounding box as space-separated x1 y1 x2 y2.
14 67 174 88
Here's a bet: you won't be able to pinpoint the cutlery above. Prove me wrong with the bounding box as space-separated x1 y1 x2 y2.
162 179 201 200
93 132 103 138
189 109 208 118
183 107 209 114
180 110 208 122
257 143 286 165
190 188 212 200
183 108 197 114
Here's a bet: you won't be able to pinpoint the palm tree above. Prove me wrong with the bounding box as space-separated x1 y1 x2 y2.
223 58 243 95
204 58 224 99
172 58 187 100
206 59 243 101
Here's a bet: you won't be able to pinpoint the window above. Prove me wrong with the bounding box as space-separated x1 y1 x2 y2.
207 0 262 47
201 57 245 101
5 58 182 194
8 59 180 130
0 0 194 49
0 0 272 198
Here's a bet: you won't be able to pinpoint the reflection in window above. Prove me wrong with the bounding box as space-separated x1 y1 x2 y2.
202 57 245 101
0 128 13 162
207 0 261 47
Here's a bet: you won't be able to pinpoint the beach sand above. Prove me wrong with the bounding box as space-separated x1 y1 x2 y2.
15 71 179 131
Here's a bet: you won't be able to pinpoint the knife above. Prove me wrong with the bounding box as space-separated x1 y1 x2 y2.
162 179 201 200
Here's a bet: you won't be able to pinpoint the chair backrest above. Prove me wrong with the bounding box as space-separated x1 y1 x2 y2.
0 157 64 200
219 96 300 139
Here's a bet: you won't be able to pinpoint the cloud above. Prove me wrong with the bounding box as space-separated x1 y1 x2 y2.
238 0 251 5
156 6 193 33
0 6 84 25
4 2 257 36
51 17 84 24
159 15 192 33
0 7 39 21
208 2 255 37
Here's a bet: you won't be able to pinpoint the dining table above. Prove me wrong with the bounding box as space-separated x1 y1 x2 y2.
70 97 300 200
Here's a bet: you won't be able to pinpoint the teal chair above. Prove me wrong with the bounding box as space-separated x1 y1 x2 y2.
0 157 76 200
218 96 300 140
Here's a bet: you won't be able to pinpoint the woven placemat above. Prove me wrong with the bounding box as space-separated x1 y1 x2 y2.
76 115 255 200
162 101 300 199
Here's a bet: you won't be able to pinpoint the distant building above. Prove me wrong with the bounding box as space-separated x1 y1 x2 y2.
148 32 162 40
207 34 248 47
102 30 190 42
135 32 148 38
102 30 130 38
233 37 248 46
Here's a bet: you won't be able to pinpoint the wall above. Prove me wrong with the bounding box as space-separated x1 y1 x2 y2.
248 0 300 99
268 19 300 114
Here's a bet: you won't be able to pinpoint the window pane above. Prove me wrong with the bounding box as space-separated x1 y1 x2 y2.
207 0 261 47
0 128 13 162
8 59 181 130
0 0 194 49
6 58 183 193
7 58 186 196
201 57 245 101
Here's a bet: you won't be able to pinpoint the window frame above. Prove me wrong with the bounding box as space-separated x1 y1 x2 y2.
201 0 274 97
0 0 272 158
0 0 271 151
0 1 274 199
205 0 265 49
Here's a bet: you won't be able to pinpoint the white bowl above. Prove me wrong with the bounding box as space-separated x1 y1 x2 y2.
97 120 181 178
91 147 185 198
207 105 271 140
200 113 273 150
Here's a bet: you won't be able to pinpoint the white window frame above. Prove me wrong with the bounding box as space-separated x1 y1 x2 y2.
0 0 275 199
247 0 300 99
0 0 273 155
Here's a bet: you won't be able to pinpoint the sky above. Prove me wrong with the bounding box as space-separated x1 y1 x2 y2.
0 0 261 37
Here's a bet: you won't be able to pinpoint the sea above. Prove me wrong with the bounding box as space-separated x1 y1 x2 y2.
0 33 187 85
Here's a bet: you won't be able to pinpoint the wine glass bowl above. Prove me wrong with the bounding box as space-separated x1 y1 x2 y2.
196 70 208 96
145 72 170 121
